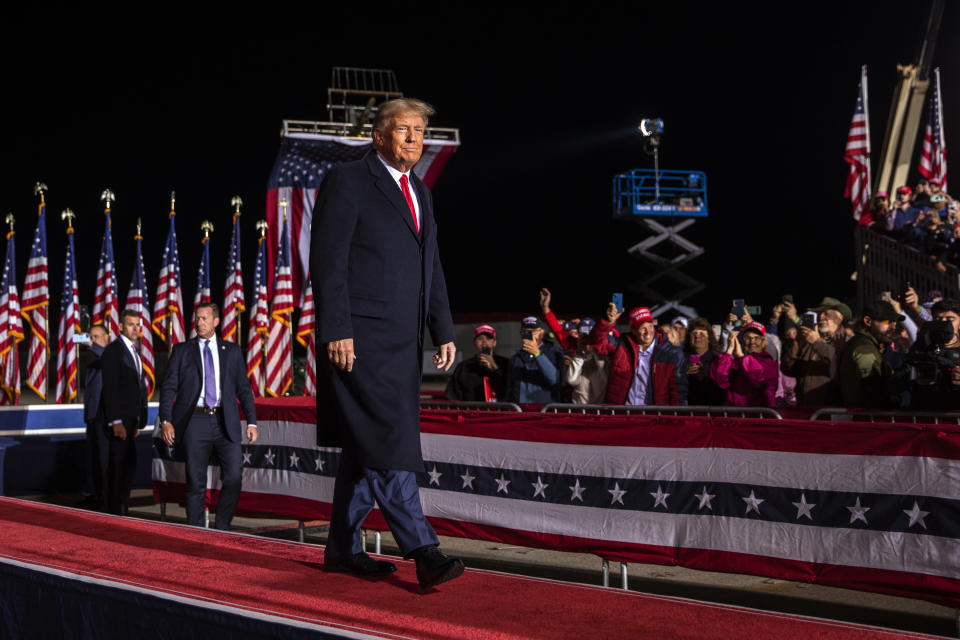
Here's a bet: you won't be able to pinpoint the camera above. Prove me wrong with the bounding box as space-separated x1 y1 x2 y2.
480 346 492 355
906 320 959 386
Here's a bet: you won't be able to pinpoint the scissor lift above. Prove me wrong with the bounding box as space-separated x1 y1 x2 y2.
612 169 708 319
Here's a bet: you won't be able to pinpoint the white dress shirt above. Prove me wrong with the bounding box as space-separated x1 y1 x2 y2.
119 334 141 379
377 152 421 229
626 343 654 406
197 336 221 407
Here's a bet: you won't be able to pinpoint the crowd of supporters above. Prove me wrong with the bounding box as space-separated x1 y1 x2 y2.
445 287 960 410
861 178 960 271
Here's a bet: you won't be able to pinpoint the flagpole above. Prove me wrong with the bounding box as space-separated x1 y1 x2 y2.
256 219 268 390
861 64 872 199
61 207 78 402
230 196 243 346
99 189 116 338
279 199 293 396
33 183 48 363
167 191 175 355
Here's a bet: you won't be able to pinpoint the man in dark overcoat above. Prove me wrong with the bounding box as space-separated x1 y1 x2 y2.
311 98 463 589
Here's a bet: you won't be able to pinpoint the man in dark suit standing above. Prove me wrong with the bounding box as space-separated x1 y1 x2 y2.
311 98 463 589
158 303 258 531
82 324 110 510
100 310 148 516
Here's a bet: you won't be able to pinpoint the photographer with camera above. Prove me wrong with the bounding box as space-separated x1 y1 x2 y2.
505 317 564 403
710 321 779 408
908 299 960 410
444 324 510 402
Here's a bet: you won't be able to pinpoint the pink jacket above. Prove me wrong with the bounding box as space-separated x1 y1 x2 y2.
710 351 778 408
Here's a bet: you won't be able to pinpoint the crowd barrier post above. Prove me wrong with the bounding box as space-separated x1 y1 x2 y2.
601 559 610 588
620 563 629 590
541 404 783 420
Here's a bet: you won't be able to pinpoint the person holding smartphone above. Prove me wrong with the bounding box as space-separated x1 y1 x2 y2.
444 324 510 402
505 317 564 403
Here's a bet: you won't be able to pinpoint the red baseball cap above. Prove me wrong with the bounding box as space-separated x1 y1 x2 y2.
474 324 496 338
896 185 912 195
628 306 654 327
741 321 766 336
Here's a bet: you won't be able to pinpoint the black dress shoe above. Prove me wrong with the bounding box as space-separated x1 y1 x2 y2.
325 552 397 576
414 546 464 589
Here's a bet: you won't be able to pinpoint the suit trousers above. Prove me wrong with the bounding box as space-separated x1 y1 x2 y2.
85 418 109 508
183 413 242 531
326 452 438 559
105 428 137 516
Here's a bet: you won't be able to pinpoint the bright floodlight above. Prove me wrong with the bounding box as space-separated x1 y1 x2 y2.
639 118 664 137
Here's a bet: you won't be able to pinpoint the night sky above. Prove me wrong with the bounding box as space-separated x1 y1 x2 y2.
0 4 956 327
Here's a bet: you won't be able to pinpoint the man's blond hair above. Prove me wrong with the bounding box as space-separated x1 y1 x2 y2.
372 98 436 132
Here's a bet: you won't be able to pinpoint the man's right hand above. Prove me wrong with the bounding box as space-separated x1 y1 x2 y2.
539 288 551 314
160 420 175 446
111 422 126 440
799 326 819 345
905 287 921 312
782 300 798 322
477 353 498 371
604 302 622 324
327 338 356 372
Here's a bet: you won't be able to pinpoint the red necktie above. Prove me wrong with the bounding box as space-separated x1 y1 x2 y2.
399 174 420 234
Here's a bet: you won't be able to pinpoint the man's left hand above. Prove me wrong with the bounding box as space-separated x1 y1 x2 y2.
521 339 540 357
433 342 456 371
247 425 258 443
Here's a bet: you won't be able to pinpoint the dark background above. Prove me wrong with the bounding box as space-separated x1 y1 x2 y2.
0 4 954 326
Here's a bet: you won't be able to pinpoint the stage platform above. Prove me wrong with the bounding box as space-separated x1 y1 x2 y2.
0 497 944 639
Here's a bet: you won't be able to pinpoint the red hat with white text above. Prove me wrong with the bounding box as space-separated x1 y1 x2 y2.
628 307 654 327
474 324 496 339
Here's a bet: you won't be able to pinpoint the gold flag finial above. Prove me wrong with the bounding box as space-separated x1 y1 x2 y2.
100 189 115 209
231 195 243 213
33 182 48 203
279 198 289 221
5 213 14 232
169 190 176 216
61 208 75 230
136 217 142 237
255 219 268 239
200 220 214 239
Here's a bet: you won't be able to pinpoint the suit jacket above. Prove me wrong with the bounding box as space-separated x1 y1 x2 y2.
83 343 105 423
310 152 455 471
158 336 257 444
100 339 148 433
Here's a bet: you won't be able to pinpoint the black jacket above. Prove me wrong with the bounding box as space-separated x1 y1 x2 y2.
100 339 148 433
445 353 510 401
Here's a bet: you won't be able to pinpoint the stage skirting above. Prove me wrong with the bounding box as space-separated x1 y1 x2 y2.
153 397 960 608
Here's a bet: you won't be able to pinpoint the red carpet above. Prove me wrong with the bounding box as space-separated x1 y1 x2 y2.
0 498 938 639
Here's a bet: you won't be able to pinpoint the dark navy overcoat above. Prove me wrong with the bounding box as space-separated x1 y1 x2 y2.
310 152 455 472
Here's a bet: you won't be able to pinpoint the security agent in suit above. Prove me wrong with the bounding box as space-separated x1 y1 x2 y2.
158 303 258 531
82 324 110 510
311 98 463 589
100 311 149 516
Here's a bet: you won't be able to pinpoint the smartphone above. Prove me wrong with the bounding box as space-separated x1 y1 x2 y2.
521 329 533 341
732 299 745 317
781 294 794 305
800 311 818 330
745 305 762 316
689 353 700 365
480 346 492 355
611 292 624 314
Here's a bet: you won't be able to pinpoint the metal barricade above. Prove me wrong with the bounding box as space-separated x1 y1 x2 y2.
540 404 782 419
420 400 523 413
809 408 960 425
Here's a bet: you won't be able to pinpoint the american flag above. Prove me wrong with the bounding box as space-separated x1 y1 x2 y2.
222 212 245 343
0 226 23 405
266 133 458 302
246 232 269 396
918 67 948 192
151 212 186 348
125 230 155 398
844 65 872 223
296 276 315 397
92 204 120 338
56 221 80 403
21 201 48 400
265 213 293 397
189 232 212 339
